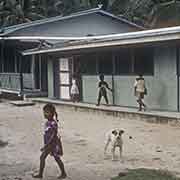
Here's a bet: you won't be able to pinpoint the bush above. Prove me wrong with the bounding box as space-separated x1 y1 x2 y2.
111 168 180 180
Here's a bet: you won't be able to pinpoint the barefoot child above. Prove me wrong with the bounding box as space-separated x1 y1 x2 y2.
134 75 147 111
70 79 79 103
96 74 112 106
33 103 67 179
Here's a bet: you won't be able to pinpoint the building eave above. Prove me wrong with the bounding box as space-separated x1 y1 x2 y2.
22 25 180 56
0 8 142 36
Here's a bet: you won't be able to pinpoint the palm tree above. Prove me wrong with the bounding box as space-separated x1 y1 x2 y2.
88 0 109 9
109 0 130 15
46 0 83 16
108 0 180 28
122 0 154 26
148 0 180 27
0 0 45 27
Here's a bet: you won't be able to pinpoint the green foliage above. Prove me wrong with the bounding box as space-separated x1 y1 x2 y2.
111 168 180 180
0 0 180 28
0 0 46 27
109 0 130 15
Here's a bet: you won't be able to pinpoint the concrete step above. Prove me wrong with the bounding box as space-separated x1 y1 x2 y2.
10 100 35 106
32 98 180 126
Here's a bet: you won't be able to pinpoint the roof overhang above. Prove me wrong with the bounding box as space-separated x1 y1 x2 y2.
0 8 143 36
21 26 180 56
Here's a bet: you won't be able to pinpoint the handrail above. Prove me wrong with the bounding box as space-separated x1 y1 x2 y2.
0 73 21 90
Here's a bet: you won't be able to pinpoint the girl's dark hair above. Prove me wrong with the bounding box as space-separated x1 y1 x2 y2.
43 103 58 121
99 74 104 81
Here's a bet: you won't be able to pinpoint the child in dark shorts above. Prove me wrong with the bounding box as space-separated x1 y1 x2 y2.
33 103 67 179
96 74 112 106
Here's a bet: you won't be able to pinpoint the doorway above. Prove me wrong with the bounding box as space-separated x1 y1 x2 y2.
59 57 72 100
72 56 83 101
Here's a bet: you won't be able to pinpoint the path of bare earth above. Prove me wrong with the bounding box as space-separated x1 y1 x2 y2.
0 102 180 180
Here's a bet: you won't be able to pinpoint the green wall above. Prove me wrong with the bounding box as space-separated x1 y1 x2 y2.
82 45 178 111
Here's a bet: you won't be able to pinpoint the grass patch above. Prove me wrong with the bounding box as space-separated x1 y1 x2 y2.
111 168 180 180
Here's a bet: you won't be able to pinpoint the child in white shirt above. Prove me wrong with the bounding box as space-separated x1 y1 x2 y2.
70 79 79 103
134 75 147 111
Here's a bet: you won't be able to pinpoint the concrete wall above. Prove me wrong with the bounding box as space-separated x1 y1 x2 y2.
148 45 177 111
23 73 34 89
82 45 178 111
10 13 137 37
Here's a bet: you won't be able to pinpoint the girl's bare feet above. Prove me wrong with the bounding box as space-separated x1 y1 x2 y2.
32 174 43 179
58 173 67 179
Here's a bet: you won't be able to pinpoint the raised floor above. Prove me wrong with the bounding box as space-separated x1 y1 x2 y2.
30 98 180 126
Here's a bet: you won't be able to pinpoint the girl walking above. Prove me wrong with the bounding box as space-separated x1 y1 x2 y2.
33 103 67 179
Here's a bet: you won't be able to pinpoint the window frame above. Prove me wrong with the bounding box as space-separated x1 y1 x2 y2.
79 54 97 75
114 47 154 76
97 53 113 75
134 47 154 76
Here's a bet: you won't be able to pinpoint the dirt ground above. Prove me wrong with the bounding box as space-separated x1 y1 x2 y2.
1 101 180 180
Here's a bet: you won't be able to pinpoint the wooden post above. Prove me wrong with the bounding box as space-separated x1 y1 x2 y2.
1 40 4 72
112 52 115 105
31 55 35 89
176 46 180 112
95 53 98 75
19 55 23 97
14 49 17 73
39 54 42 90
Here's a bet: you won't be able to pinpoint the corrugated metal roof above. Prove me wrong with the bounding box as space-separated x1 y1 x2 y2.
21 25 180 56
0 8 143 36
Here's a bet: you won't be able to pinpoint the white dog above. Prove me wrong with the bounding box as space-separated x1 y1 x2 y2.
104 129 124 161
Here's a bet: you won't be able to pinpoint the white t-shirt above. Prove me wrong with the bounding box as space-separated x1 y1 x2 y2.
70 80 79 95
134 79 145 92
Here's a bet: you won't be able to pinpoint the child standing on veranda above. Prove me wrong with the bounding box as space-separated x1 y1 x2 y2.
70 79 79 103
33 103 67 179
134 74 147 111
96 74 112 106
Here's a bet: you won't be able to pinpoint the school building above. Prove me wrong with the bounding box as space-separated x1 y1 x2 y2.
0 8 180 112
0 7 142 97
